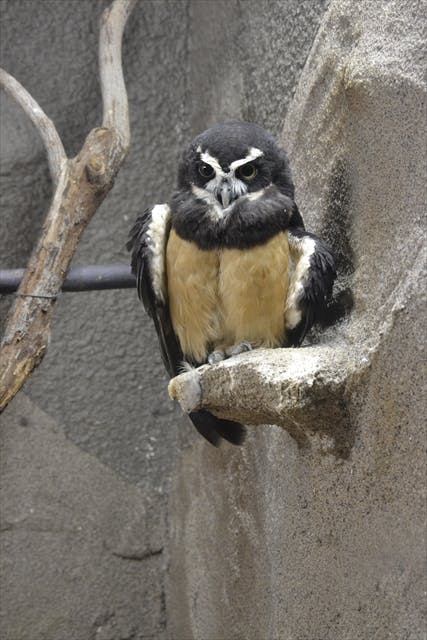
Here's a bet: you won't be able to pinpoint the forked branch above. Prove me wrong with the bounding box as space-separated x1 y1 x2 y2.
0 0 137 412
100 0 137 145
0 69 66 187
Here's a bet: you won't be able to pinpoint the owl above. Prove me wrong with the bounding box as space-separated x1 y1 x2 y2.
128 122 335 445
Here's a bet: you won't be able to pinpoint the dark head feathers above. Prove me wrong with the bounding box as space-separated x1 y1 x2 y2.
177 121 295 199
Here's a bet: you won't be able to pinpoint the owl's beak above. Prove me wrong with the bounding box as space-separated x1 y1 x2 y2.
218 181 231 208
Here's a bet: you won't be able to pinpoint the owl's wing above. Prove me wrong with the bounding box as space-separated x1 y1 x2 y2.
127 204 183 378
127 205 245 447
285 227 336 346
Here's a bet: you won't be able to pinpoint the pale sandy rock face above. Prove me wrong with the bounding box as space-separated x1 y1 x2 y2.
167 1 426 639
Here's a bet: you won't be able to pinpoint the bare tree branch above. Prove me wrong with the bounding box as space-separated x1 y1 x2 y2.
0 0 137 412
100 0 138 147
0 68 67 188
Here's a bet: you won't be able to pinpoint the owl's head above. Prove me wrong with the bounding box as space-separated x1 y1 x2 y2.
177 122 295 209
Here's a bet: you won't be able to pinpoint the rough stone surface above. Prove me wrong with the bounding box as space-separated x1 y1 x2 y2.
0 394 167 640
0 1 328 638
169 343 363 457
167 1 427 639
187 0 329 136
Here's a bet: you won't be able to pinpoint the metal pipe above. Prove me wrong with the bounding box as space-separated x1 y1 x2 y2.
0 264 136 294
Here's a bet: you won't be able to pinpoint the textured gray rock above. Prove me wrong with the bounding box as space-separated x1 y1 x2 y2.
169 343 363 457
187 0 329 135
167 1 427 638
0 394 166 640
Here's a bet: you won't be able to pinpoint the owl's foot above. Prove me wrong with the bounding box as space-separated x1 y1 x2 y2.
207 342 252 364
226 341 253 357
207 350 226 365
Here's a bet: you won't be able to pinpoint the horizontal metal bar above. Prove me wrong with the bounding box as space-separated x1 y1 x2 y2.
0 264 136 294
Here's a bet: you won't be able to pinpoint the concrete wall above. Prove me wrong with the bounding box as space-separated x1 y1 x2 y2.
0 2 188 636
1 0 425 639
0 1 327 638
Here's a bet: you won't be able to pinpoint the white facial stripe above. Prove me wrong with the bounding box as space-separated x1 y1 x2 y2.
191 185 225 221
229 176 247 198
191 180 251 222
205 174 224 194
245 187 265 201
198 148 225 176
146 203 170 302
230 147 264 171
205 175 247 198
196 174 248 205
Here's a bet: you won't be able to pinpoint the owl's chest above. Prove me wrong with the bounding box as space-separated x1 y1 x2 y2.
166 229 290 362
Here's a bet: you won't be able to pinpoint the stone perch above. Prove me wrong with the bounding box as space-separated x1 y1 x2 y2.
169 343 365 456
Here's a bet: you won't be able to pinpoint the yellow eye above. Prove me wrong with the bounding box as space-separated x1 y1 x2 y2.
237 163 257 180
198 163 215 179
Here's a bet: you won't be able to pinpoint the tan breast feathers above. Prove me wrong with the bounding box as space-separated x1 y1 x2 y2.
166 229 290 362
166 229 221 362
219 233 290 349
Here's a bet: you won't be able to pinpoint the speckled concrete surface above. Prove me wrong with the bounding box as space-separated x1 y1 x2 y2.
1 395 167 640
0 1 328 638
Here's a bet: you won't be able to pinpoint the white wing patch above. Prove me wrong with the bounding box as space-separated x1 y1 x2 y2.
285 233 316 329
146 203 170 303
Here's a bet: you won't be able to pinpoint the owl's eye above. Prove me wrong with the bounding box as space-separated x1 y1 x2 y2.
198 163 215 179
237 163 257 180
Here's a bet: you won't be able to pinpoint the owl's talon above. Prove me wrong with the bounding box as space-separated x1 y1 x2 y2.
208 350 226 365
226 341 253 357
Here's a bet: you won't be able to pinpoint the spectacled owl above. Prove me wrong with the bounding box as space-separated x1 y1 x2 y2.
128 122 336 445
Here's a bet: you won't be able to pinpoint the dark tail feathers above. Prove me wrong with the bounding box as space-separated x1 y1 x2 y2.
189 409 246 446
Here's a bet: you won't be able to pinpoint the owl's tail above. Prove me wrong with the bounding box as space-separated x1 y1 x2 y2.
189 409 246 446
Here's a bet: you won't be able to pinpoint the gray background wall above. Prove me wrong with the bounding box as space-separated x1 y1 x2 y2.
0 1 327 638
1 1 425 639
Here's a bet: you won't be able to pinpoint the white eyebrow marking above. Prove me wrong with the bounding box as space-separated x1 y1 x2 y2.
196 145 225 176
196 145 264 176
230 146 264 170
